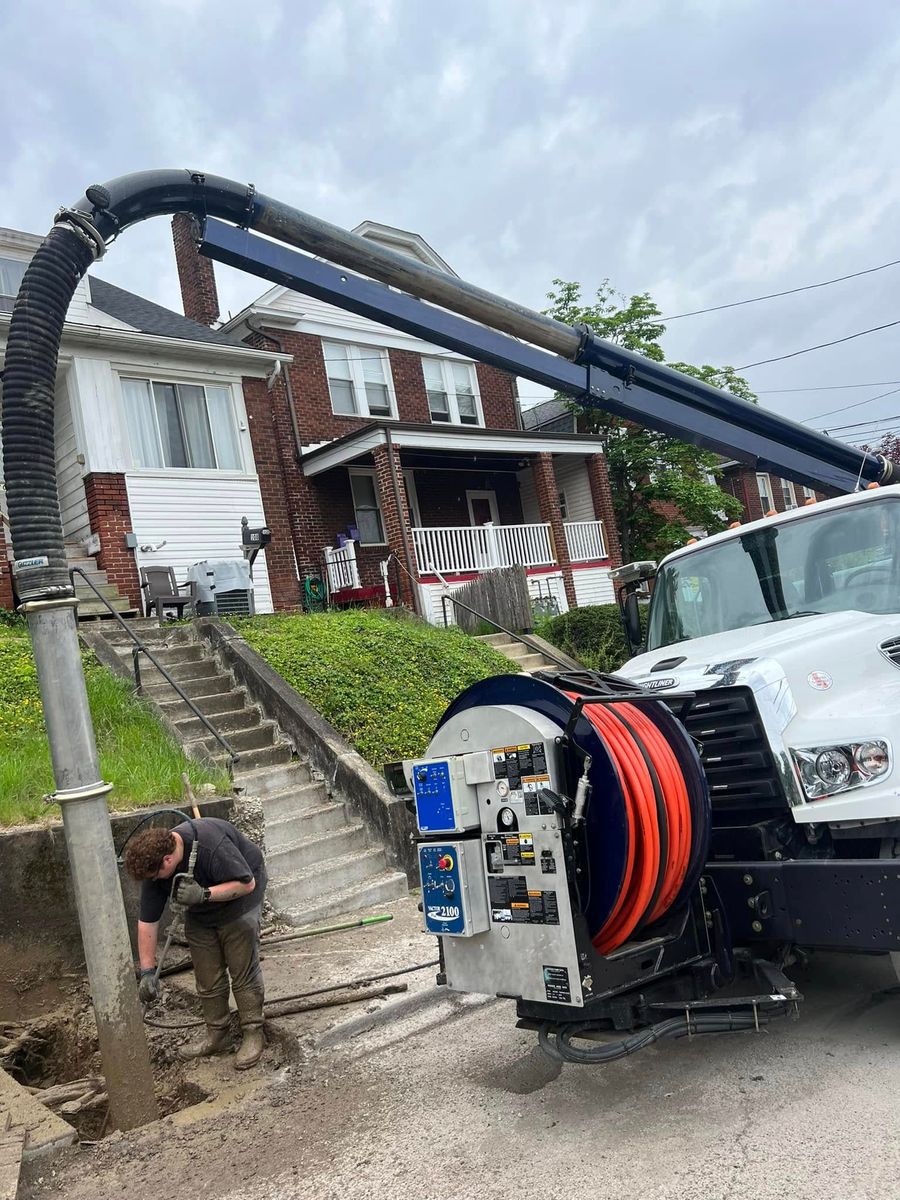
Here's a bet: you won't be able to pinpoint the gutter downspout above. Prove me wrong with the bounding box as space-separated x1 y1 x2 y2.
246 316 303 461
384 427 420 615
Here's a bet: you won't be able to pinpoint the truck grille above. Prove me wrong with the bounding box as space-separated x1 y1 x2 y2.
667 686 788 823
880 636 900 668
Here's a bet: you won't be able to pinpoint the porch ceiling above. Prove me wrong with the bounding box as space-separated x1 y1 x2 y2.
300 421 604 477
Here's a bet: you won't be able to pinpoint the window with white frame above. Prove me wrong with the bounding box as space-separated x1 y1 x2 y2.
801 485 816 501
323 343 394 418
0 257 26 297
349 469 386 544
756 473 773 511
780 479 797 509
422 358 481 426
122 378 243 471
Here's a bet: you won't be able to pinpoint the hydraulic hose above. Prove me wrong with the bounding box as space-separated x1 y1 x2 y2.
538 1004 790 1065
565 695 699 954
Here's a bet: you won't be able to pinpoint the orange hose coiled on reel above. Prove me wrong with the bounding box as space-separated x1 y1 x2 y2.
565 696 695 955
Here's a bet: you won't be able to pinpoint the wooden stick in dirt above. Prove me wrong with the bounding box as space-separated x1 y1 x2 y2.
181 772 201 819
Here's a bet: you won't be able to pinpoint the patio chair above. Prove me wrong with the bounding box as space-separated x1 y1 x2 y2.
139 566 197 620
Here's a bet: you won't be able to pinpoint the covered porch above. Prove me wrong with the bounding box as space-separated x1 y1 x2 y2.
301 423 621 623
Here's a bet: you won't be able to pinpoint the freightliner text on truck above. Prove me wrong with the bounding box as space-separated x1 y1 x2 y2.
6 170 900 1068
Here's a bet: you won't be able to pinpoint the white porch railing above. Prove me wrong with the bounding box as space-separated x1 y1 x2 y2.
412 523 554 575
324 540 361 592
564 519 607 562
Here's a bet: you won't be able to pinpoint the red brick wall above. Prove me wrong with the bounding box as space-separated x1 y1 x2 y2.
372 442 416 606
585 454 621 567
721 466 765 523
532 453 577 608
83 474 141 610
0 524 14 611
172 213 219 327
475 364 519 429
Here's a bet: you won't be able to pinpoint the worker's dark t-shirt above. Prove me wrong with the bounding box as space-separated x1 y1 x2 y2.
139 818 267 929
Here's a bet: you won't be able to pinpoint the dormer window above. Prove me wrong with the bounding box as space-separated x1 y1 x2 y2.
0 257 26 298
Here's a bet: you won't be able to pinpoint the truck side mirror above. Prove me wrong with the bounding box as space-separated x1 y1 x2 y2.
621 591 643 654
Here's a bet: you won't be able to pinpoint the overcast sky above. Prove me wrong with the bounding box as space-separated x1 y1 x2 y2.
3 0 900 440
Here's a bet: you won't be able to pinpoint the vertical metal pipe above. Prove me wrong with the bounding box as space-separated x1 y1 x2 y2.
25 601 158 1130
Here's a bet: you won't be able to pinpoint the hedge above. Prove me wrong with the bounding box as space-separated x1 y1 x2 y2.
540 603 646 674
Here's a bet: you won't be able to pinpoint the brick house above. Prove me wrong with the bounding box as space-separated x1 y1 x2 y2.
0 225 282 614
1 218 621 623
174 217 622 622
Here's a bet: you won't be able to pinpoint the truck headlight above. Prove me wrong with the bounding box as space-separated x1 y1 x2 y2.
791 740 891 800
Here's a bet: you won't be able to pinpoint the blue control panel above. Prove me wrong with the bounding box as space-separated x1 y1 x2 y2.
419 843 467 935
413 760 455 833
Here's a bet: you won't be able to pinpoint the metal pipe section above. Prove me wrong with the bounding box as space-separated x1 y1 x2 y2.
26 602 158 1130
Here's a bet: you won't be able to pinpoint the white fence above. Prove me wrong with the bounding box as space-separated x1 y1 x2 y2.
324 540 360 592
564 520 606 562
412 522 554 575
412 519 607 575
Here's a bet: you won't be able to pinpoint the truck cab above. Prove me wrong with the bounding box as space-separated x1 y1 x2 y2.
622 488 900 842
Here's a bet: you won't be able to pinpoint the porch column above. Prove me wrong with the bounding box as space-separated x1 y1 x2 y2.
84 473 142 611
372 441 418 609
586 453 622 567
531 452 577 609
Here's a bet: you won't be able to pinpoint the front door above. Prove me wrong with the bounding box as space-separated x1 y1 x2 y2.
466 489 499 526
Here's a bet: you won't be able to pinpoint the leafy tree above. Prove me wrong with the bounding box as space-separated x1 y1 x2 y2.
861 431 900 464
544 279 751 561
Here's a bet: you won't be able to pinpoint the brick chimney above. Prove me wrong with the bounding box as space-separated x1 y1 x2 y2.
171 212 220 327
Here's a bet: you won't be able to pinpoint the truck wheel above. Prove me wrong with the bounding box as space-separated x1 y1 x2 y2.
880 838 900 982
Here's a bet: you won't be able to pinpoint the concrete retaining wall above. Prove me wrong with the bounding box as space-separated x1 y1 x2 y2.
0 798 232 961
198 619 417 879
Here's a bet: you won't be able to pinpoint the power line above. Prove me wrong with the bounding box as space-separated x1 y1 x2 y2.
659 256 900 321
821 412 900 433
809 384 900 421
738 318 900 371
757 379 900 394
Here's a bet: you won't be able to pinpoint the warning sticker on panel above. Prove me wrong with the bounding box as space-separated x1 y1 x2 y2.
485 833 535 871
543 965 571 1004
488 875 559 925
492 742 548 790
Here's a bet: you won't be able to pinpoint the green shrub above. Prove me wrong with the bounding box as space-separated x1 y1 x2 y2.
234 609 518 768
541 603 646 673
0 625 228 826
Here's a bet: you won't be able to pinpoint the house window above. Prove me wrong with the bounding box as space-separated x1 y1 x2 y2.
323 343 395 418
349 469 386 544
0 257 26 297
801 485 816 501
756 473 773 512
781 479 797 509
122 378 243 471
422 358 481 426
558 491 568 520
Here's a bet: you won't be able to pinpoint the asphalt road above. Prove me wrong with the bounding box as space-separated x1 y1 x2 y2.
23 941 900 1200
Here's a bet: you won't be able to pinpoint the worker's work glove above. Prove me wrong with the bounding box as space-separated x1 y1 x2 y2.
138 969 161 1004
173 877 211 907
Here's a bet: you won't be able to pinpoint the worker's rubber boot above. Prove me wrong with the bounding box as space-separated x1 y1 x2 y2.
177 994 232 1061
233 989 265 1070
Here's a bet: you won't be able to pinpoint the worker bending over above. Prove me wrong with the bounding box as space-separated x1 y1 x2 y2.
124 817 268 1070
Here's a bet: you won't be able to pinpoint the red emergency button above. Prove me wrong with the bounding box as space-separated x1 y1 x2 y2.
437 854 454 871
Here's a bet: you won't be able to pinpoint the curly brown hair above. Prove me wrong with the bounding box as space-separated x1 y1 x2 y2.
123 828 177 880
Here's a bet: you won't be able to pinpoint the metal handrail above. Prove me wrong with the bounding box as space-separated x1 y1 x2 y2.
70 567 238 763
439 591 573 671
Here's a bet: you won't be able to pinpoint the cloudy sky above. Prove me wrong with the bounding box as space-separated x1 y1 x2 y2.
3 0 900 441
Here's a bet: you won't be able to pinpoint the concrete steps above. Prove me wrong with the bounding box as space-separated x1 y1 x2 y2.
68 543 139 621
87 616 409 923
474 631 558 674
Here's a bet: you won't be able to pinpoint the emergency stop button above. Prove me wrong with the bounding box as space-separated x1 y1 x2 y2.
437 854 454 871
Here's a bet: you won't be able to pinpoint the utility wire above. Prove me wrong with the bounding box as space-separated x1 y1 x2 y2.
821 412 900 433
659 256 900 321
738 318 900 371
757 379 900 394
810 384 900 422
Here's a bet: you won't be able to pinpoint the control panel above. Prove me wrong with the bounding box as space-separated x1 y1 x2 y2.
409 756 480 834
419 841 489 937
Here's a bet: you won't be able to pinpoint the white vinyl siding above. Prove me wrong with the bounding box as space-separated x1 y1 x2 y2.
324 343 395 418
573 566 615 607
553 458 595 521
422 358 482 426
125 474 273 613
122 378 243 471
55 380 90 545
349 468 386 544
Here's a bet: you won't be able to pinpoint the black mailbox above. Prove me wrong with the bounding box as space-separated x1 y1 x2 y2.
241 516 272 578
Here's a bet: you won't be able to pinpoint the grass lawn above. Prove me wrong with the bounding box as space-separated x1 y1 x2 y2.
0 620 229 826
234 608 519 768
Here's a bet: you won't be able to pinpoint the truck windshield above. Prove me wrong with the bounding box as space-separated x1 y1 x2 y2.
647 498 900 650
